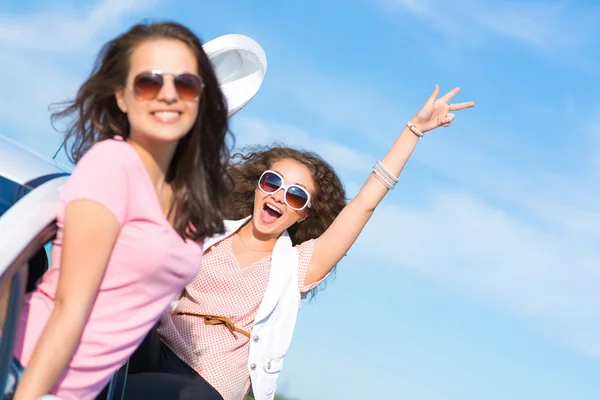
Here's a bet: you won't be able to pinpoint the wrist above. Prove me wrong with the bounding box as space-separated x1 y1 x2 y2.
406 121 425 138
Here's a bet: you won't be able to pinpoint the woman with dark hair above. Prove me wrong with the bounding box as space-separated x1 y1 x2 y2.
10 21 230 400
117 85 475 400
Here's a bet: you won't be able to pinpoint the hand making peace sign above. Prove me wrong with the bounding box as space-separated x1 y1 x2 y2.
411 84 476 134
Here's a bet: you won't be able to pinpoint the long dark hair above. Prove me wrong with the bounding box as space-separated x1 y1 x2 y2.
51 21 230 241
226 145 347 246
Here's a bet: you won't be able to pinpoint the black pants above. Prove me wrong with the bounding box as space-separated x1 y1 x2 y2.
97 326 223 400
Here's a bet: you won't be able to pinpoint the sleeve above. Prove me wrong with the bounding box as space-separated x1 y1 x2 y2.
60 140 131 224
296 238 328 295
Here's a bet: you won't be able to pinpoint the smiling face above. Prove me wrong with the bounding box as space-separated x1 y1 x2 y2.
115 38 201 145
251 158 316 239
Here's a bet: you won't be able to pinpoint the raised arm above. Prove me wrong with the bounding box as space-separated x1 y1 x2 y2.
305 85 475 285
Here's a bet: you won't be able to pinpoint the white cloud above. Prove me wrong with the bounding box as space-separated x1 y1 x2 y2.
272 69 409 145
0 0 158 53
282 340 409 400
384 0 600 56
231 115 375 174
411 123 600 240
358 191 600 358
0 52 79 133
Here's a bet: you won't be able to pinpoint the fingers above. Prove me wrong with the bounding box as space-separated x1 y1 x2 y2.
440 87 461 103
427 84 440 104
448 101 476 111
441 112 455 127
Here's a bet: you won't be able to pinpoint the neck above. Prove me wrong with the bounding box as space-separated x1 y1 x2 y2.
239 220 279 252
128 135 178 186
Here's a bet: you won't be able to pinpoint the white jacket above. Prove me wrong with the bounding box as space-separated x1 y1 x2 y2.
202 218 302 400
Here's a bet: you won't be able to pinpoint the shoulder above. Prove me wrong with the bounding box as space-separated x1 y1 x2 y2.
78 137 135 166
295 239 320 294
295 238 316 257
71 137 140 181
61 137 138 219
61 139 143 205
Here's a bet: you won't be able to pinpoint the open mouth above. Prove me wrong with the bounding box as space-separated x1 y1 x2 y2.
260 203 282 224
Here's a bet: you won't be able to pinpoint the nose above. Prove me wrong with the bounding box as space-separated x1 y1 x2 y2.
155 75 178 104
271 188 286 205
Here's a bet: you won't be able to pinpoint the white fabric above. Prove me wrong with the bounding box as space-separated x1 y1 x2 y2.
202 218 301 400
203 34 268 117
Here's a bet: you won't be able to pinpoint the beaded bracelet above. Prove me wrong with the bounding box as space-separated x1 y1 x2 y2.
372 160 399 190
406 122 424 137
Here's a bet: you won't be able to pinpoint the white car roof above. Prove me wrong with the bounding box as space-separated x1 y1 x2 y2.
0 135 70 185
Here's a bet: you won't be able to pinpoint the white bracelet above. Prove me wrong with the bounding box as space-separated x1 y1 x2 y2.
372 171 394 190
406 122 424 137
375 161 399 184
372 160 398 190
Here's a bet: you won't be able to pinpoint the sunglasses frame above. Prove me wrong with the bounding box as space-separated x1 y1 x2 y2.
258 170 312 211
132 70 206 101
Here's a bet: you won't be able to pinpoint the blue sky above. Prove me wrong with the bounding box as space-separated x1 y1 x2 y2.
1 0 599 399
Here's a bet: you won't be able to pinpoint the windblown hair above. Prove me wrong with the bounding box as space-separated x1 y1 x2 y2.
51 21 230 241
226 144 347 246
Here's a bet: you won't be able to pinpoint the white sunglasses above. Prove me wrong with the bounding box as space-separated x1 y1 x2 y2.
257 170 312 211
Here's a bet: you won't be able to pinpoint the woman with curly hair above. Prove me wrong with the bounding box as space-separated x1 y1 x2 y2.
114 85 474 400
10 21 231 400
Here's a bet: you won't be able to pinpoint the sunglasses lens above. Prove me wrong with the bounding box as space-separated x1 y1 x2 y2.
133 72 163 100
286 186 309 210
174 74 202 101
259 172 282 193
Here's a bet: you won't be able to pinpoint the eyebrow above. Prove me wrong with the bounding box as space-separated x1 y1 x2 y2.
272 169 309 190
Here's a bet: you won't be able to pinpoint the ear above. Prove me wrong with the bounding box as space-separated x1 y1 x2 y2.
115 87 128 113
298 211 310 223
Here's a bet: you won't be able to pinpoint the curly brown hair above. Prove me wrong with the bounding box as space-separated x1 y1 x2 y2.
51 21 230 241
226 144 347 245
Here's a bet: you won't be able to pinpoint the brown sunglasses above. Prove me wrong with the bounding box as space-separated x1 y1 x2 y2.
133 70 205 101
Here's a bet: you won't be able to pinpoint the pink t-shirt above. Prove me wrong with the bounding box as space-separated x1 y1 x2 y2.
14 137 203 400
